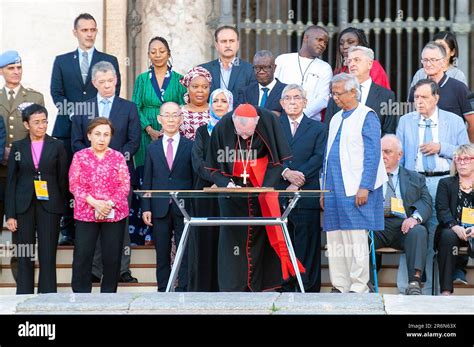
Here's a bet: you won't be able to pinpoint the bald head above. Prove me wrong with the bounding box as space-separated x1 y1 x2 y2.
381 135 403 173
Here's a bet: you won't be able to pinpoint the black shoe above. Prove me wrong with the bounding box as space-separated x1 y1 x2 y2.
406 281 422 295
59 236 74 246
91 274 101 283
119 272 138 283
330 287 342 293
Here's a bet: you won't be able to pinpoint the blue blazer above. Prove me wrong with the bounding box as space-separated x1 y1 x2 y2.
50 49 121 138
396 108 470 171
236 79 287 114
200 58 256 107
70 96 141 185
141 136 194 218
279 113 328 209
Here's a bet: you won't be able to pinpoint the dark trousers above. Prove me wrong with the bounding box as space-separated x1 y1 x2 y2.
373 217 428 283
92 189 133 277
57 137 75 241
153 211 187 292
284 208 321 292
72 219 125 293
436 227 468 293
16 199 61 294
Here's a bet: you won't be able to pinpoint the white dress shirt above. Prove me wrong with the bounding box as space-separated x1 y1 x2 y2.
359 78 372 106
258 78 277 106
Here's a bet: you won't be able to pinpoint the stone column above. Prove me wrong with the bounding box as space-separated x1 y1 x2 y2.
137 0 214 76
104 0 128 98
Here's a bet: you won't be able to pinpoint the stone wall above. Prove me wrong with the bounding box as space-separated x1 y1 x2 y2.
137 0 214 77
0 0 104 134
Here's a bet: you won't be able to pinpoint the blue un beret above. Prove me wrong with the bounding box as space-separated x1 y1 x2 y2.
0 50 22 68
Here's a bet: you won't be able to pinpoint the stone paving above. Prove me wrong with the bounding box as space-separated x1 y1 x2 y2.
0 292 472 314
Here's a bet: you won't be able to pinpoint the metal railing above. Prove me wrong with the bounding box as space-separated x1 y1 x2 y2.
221 0 473 101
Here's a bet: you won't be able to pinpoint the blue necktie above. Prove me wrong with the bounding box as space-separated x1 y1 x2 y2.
260 87 269 107
422 118 436 172
101 99 111 118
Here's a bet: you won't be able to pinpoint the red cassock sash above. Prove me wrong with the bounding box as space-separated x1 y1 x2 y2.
232 157 305 280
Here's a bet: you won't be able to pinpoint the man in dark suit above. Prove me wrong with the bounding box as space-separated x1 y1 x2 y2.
142 102 194 292
237 50 286 115
50 13 121 245
372 135 432 295
279 84 327 292
200 26 256 107
324 46 396 136
71 61 140 283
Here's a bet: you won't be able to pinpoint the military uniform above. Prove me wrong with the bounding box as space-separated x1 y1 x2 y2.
0 85 44 282
0 85 44 176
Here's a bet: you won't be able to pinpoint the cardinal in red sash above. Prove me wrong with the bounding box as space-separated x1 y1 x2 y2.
206 103 305 291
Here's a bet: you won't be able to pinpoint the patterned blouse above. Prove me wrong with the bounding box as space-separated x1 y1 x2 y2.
69 148 130 222
456 188 474 225
179 106 210 140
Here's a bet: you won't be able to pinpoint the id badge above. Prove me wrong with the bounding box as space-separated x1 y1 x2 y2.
391 197 406 218
461 207 474 227
34 180 49 200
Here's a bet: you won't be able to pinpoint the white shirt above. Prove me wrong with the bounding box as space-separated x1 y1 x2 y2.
78 47 94 67
415 107 450 172
275 53 332 122
4 85 21 100
162 132 180 159
359 78 372 106
258 78 277 106
97 94 115 118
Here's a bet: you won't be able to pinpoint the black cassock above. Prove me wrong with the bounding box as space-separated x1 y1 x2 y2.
188 125 220 292
205 107 295 292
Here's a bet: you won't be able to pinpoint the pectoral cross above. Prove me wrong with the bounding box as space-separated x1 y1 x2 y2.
240 168 250 185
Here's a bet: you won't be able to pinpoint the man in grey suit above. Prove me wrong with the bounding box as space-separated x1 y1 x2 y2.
373 135 431 295
324 46 396 135
200 26 256 107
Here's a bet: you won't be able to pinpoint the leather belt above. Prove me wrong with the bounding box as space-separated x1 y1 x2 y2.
418 171 450 177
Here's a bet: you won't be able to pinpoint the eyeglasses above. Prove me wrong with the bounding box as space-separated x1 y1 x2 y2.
282 95 304 102
329 90 351 98
453 156 474 164
253 65 273 72
420 57 444 65
160 114 181 119
29 120 48 126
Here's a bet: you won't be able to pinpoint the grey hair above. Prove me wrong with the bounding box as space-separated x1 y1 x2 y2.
253 50 274 61
91 61 116 80
281 84 307 99
330 73 361 100
381 134 403 153
348 45 374 61
422 41 447 58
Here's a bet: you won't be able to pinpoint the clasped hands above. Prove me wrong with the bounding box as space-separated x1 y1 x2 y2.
284 169 305 191
87 195 113 220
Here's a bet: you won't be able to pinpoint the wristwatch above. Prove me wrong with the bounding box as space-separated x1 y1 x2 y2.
412 216 422 224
